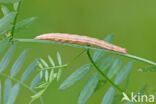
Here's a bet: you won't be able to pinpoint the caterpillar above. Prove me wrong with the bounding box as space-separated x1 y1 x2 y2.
35 33 127 53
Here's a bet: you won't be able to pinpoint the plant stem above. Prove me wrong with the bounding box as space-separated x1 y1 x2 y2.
15 38 156 66
41 64 68 70
10 0 23 41
124 53 156 66
86 49 124 93
0 72 44 104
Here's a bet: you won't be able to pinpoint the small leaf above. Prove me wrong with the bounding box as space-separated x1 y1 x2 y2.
0 12 16 35
6 84 20 104
10 50 28 77
0 38 9 56
48 56 55 66
3 79 12 104
57 68 62 82
99 56 114 71
139 65 156 72
15 17 37 32
13 2 19 10
21 59 39 81
30 73 43 89
0 43 16 72
1 5 10 16
40 71 43 79
101 87 115 104
45 70 49 82
49 69 54 82
92 34 113 62
30 89 45 103
114 61 134 85
78 73 99 104
40 58 49 68
59 64 91 90
57 52 62 65
107 58 123 78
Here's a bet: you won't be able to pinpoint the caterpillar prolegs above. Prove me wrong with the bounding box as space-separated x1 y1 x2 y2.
35 33 127 53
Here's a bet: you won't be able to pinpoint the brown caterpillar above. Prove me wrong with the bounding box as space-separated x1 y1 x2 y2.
35 33 127 53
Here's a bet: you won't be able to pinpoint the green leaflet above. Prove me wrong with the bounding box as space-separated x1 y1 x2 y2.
10 50 28 77
1 5 10 16
114 61 134 85
13 2 19 10
15 17 37 32
3 79 12 104
21 59 39 82
139 65 156 72
0 43 16 72
57 52 62 81
101 87 115 104
78 73 99 104
59 64 91 90
0 0 20 4
48 56 55 66
99 56 114 72
40 58 49 67
30 89 45 103
45 70 49 82
92 34 113 62
0 12 16 35
6 84 20 104
107 58 123 79
30 73 43 89
0 38 9 56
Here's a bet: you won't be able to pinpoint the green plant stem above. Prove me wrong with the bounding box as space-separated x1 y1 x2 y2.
0 72 44 104
15 38 156 66
41 64 68 70
10 0 23 40
86 49 124 92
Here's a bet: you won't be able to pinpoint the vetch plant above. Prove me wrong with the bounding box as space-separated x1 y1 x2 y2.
0 0 156 104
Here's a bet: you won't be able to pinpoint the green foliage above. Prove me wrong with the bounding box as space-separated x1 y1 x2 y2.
0 0 154 104
59 35 134 104
0 12 16 35
0 38 9 55
15 17 37 32
0 3 36 37
0 39 43 104
114 61 134 85
30 52 67 103
1 5 10 16
78 73 99 104
139 65 156 72
0 42 16 72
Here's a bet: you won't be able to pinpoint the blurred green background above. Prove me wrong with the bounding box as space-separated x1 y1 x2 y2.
1 0 156 104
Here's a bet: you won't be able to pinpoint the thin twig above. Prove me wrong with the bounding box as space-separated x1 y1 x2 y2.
86 49 124 92
10 0 23 40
